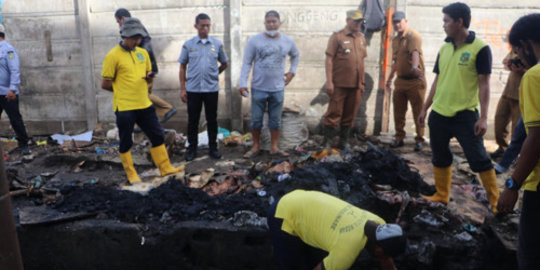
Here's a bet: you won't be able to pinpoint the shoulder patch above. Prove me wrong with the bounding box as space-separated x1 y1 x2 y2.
8 51 15 59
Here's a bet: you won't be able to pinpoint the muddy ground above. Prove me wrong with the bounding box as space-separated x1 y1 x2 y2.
3 127 520 270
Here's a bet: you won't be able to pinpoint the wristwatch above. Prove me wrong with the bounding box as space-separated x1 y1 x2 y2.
505 178 521 191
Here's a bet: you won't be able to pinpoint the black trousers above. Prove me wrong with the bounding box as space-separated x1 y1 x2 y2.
518 190 540 270
187 91 218 149
428 110 492 172
115 105 163 153
267 199 328 270
0 95 29 147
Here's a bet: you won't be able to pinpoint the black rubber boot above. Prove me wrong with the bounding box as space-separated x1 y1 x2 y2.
322 125 335 149
338 127 351 150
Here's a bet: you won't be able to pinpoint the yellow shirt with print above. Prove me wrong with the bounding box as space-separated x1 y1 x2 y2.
102 45 152 112
520 63 540 191
275 190 385 270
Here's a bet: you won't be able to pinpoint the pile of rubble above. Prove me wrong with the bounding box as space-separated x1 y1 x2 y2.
42 143 513 269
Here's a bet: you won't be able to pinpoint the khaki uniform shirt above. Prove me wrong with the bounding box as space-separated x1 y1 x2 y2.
325 28 367 88
502 52 522 101
391 28 425 78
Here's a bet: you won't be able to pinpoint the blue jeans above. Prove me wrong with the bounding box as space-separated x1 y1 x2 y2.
428 110 492 172
496 117 526 172
250 89 284 130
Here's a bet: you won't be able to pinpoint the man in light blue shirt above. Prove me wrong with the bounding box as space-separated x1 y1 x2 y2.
239 10 300 159
0 24 30 155
179 13 228 161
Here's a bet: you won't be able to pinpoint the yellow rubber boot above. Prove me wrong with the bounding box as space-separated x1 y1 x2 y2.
422 166 452 204
479 169 500 212
119 151 142 184
150 144 184 176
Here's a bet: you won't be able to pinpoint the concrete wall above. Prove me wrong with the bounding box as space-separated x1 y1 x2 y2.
0 0 539 139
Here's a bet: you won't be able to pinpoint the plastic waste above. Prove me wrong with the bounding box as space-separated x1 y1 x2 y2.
455 231 473 242
278 173 291 182
413 209 444 227
232 210 267 227
95 146 107 154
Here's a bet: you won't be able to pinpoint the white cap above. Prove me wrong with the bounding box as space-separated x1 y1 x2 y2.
0 24 5 33
375 224 403 241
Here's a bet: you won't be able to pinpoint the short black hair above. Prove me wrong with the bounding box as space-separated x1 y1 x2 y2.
265 10 280 20
442 2 471 28
195 13 211 24
509 13 540 48
115 8 131 20
0 33 4 39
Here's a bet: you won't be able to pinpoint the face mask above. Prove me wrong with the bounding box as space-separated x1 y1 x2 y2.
523 41 539 67
265 30 279 37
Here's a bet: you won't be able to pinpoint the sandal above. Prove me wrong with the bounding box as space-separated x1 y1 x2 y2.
243 149 260 159
270 150 290 158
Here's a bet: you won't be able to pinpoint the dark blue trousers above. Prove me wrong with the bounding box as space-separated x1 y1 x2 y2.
0 95 29 147
428 110 492 172
115 105 163 153
518 190 540 270
267 199 328 270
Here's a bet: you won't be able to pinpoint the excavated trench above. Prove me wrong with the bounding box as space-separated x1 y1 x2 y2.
11 145 516 270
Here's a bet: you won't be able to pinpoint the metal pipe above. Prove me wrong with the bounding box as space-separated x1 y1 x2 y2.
0 143 24 270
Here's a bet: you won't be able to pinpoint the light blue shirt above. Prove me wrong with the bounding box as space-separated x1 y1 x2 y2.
178 36 228 93
0 40 20 95
240 33 299 92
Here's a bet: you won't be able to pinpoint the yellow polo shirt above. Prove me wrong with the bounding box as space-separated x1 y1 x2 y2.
519 63 540 191
275 190 385 270
432 33 490 117
102 45 152 112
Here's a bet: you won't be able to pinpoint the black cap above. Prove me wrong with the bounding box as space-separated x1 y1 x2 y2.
392 11 406 22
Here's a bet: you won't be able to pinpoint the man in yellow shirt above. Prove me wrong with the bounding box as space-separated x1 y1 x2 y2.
268 190 405 270
417 2 499 212
101 18 182 184
497 13 540 270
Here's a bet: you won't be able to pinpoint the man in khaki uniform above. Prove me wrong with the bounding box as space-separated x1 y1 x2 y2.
386 11 426 151
491 51 524 158
322 10 367 150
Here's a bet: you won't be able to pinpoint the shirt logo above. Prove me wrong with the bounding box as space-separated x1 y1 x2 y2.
136 52 145 62
8 51 14 59
459 52 471 66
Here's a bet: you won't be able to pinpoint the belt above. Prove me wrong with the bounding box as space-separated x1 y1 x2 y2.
397 75 416 80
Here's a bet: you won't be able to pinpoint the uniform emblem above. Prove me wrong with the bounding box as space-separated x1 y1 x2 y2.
189 48 197 52
344 41 351 44
135 52 145 61
459 52 471 66
211 45 216 52
344 49 351 54
8 51 14 59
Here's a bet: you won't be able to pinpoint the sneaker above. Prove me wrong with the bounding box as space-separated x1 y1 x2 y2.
390 140 404 148
161 107 177 123
414 142 423 152
185 147 197 161
21 146 31 155
494 163 507 175
209 148 222 159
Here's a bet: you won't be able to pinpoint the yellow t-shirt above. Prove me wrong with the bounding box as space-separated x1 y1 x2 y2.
275 190 385 270
519 63 540 191
101 45 152 112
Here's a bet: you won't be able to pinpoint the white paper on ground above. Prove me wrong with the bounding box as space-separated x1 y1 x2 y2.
51 131 93 145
